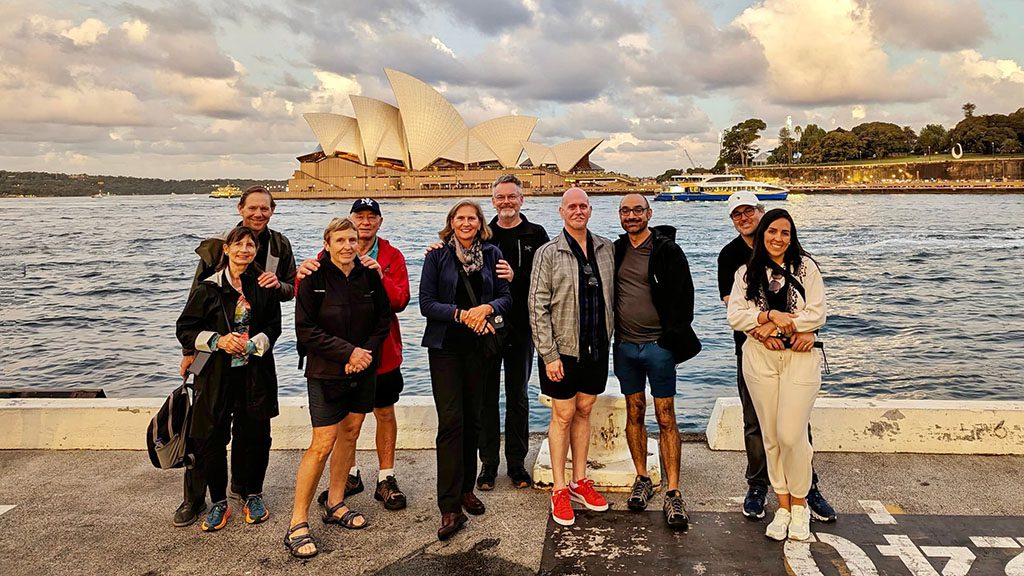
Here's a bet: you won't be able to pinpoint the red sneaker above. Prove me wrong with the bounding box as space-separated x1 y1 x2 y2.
569 478 609 511
551 488 575 526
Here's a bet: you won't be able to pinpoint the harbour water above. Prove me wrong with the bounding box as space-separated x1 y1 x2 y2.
1 193 1022 431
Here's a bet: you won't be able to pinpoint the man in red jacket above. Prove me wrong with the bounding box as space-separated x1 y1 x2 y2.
296 198 411 510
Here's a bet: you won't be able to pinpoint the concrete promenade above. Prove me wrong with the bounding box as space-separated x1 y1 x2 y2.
1 436 1022 575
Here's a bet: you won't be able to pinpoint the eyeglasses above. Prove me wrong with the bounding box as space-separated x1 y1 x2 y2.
618 206 648 216
493 194 521 203
583 264 599 287
730 206 757 221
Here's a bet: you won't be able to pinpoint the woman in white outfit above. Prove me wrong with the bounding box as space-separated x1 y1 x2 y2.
727 208 826 542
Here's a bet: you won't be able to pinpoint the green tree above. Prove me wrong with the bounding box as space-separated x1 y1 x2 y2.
962 102 976 118
655 168 683 183
715 118 767 171
917 124 947 155
999 138 1022 154
797 124 826 162
818 129 864 162
851 122 913 158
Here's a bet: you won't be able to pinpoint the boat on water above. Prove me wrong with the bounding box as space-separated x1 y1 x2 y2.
210 184 241 198
653 173 788 202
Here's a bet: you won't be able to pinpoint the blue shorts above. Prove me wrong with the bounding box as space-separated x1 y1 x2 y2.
613 341 677 398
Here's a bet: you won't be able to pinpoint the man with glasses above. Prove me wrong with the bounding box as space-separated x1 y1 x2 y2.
477 175 550 491
717 191 837 523
614 194 700 529
530 187 615 527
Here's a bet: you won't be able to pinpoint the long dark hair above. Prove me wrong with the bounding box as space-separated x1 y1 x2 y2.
216 226 260 271
743 208 813 302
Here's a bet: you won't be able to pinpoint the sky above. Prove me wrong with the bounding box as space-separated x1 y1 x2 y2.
1 0 1022 179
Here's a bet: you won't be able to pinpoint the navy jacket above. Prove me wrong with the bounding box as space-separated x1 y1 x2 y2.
419 243 512 350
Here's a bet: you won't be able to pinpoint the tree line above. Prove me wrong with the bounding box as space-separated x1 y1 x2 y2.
710 104 1024 172
0 170 286 197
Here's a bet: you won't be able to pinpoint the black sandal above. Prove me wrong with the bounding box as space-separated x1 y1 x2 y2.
284 522 318 559
322 499 368 529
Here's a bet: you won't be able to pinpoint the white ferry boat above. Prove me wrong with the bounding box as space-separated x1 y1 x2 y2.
654 173 788 202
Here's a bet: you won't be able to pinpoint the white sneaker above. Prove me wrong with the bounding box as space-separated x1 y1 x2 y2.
765 508 791 541
788 505 811 541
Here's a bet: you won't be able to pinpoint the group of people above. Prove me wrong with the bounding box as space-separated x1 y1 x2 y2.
172 176 836 559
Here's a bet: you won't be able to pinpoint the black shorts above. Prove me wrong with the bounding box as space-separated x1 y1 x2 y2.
374 368 404 408
307 376 375 427
539 353 609 400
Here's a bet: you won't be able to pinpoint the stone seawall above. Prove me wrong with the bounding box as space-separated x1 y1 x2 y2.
743 157 1024 184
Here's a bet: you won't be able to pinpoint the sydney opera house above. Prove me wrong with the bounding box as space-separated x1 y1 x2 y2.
282 69 645 198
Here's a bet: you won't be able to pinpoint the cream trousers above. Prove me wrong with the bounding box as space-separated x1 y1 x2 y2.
741 339 822 498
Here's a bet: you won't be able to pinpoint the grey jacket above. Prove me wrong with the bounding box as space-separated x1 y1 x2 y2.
528 230 615 364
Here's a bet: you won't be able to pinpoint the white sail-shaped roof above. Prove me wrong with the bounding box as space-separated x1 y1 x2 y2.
302 113 364 163
552 138 603 172
385 68 468 170
522 141 554 167
439 128 500 165
473 116 537 168
349 95 409 166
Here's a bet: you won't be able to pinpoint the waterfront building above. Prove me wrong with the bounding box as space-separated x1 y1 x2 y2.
283 69 652 199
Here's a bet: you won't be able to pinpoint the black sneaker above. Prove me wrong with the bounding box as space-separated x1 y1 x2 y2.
806 485 838 523
627 475 655 511
476 464 498 491
507 464 533 489
173 499 207 528
375 476 408 510
345 470 364 498
742 485 767 520
663 490 689 530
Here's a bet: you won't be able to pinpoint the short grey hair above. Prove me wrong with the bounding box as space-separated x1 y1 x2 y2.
491 174 523 195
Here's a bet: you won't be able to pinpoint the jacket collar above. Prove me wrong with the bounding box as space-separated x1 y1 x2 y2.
556 228 605 253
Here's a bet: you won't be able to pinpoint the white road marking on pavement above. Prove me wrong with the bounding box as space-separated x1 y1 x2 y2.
784 535 823 576
1007 548 1024 576
878 534 943 576
0 505 15 517
970 536 1020 548
815 533 880 575
920 546 975 576
729 496 745 504
858 500 897 525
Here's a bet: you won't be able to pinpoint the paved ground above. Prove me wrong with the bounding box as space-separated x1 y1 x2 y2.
0 436 1022 575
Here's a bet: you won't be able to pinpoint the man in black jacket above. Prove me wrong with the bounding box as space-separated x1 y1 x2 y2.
717 190 836 523
477 174 550 491
613 194 700 529
174 186 297 528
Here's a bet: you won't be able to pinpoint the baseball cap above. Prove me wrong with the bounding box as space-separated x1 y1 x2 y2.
727 191 761 215
351 197 382 216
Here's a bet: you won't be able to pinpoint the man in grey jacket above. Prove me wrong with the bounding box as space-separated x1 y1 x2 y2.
529 187 615 527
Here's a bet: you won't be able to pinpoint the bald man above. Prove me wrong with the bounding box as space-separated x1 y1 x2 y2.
529 187 615 527
613 194 701 529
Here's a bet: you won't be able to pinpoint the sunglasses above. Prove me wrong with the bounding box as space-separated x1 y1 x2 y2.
583 264 599 287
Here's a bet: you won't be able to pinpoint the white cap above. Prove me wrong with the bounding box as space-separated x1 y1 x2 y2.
727 191 761 214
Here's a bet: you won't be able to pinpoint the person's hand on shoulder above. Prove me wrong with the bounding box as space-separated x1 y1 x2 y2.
423 241 444 255
295 258 320 281
257 271 280 289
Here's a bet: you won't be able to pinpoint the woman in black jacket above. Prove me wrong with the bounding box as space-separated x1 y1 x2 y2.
176 226 282 532
420 199 512 541
284 217 392 559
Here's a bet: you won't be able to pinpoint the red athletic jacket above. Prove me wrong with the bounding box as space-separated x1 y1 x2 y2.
295 237 410 375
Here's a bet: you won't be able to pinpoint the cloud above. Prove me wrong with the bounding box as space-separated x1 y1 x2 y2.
939 49 1024 114
869 0 988 51
120 19 149 43
610 141 676 153
61 17 109 45
429 0 532 34
734 0 939 105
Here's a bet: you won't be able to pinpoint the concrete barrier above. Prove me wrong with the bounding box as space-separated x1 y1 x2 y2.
706 397 1024 455
0 396 438 451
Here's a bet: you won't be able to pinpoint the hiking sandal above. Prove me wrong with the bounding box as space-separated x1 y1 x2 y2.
284 522 318 559
322 500 368 529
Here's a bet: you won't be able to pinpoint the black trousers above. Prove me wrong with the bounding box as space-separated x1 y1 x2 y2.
189 369 273 503
736 352 819 489
478 331 533 468
429 348 493 514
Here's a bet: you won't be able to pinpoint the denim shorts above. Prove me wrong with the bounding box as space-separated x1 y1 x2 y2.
613 340 677 398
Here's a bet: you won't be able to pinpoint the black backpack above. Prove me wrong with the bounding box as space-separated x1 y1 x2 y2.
146 352 208 469
295 270 327 369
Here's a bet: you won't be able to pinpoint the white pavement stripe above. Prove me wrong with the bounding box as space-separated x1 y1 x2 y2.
729 496 745 504
815 533 880 575
858 500 898 525
784 536 822 576
0 505 15 517
970 536 1020 548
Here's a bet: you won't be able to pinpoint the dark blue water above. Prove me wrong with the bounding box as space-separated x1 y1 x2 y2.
2 194 1022 431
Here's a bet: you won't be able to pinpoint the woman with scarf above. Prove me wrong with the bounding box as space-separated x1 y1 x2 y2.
176 225 281 532
419 199 512 541
727 208 826 542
